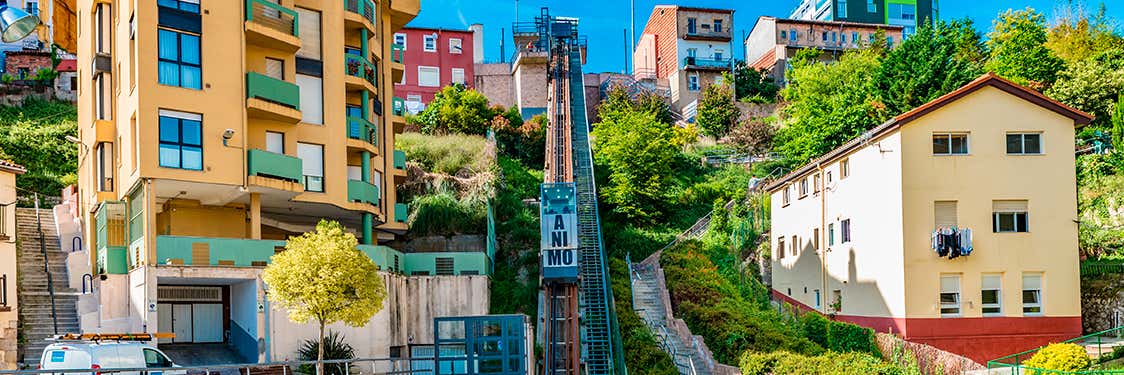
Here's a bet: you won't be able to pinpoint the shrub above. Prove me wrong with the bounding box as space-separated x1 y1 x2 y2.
408 192 486 236
826 320 880 356
395 132 490 175
1023 343 1091 373
800 313 829 348
297 331 356 375
739 350 911 375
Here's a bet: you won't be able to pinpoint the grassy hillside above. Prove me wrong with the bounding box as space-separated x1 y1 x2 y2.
0 99 77 198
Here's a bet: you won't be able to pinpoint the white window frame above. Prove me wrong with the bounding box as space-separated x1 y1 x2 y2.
297 142 324 192
1007 132 1043 155
782 185 791 206
798 178 808 198
1023 273 1043 316
940 274 961 317
841 219 851 243
838 0 848 18
417 66 440 87
840 158 850 178
933 133 970 155
406 94 422 104
982 274 1002 316
993 200 1029 233
451 68 465 85
394 33 407 50
777 236 785 259
423 34 437 52
449 38 463 54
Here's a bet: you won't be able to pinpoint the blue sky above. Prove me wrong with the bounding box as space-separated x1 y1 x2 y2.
406 0 1124 73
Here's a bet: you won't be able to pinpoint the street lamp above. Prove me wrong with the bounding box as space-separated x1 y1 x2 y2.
0 1 41 43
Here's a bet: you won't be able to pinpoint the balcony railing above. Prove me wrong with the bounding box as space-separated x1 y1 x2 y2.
247 148 303 182
391 44 405 63
685 29 731 39
245 0 298 36
345 54 377 86
393 150 406 170
156 235 284 267
95 201 128 274
392 97 405 116
347 116 377 146
395 202 407 224
356 245 490 276
247 72 300 109
344 0 376 25
682 57 732 70
348 179 380 206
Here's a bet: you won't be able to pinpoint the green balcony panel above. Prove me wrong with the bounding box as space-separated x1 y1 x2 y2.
345 54 378 87
95 201 128 274
357 244 404 272
247 72 300 109
392 97 405 116
391 43 405 63
344 0 376 24
248 149 303 182
98 246 128 275
347 116 378 145
156 235 285 267
402 252 490 276
348 179 380 206
395 202 407 224
393 150 406 170
245 0 298 36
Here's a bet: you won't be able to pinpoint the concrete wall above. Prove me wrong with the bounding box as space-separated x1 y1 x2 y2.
474 63 513 108
512 55 547 114
637 6 677 79
0 170 17 369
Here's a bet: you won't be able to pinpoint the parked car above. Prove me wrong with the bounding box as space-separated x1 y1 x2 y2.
40 341 184 375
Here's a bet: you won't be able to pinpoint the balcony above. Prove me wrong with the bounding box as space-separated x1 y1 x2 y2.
244 0 300 52
682 57 732 71
348 179 380 207
388 0 419 30
246 72 302 123
684 29 732 41
344 0 376 32
395 202 407 224
247 149 303 194
358 244 404 272
391 97 406 132
347 116 377 147
95 201 127 275
155 235 285 267
390 44 405 83
393 150 406 170
345 54 377 92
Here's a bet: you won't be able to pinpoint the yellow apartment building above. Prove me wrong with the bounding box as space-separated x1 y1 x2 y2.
0 161 24 370
766 74 1092 363
75 0 490 364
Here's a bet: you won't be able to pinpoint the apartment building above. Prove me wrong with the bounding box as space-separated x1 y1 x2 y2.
766 74 1091 363
76 0 488 364
744 16 902 86
392 26 477 114
0 161 24 370
633 5 733 115
789 0 935 36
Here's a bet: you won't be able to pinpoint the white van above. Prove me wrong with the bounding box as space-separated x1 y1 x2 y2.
39 342 184 375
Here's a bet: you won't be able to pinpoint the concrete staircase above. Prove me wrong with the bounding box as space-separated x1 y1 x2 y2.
16 208 80 365
630 257 716 375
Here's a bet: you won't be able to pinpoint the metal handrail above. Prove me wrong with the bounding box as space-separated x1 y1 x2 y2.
987 325 1124 370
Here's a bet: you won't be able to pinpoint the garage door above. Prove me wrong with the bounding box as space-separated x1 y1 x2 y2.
192 303 223 343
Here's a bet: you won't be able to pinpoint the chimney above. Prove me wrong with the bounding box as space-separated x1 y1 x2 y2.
470 23 484 64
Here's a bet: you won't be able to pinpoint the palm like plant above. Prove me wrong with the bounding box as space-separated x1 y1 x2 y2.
297 331 356 375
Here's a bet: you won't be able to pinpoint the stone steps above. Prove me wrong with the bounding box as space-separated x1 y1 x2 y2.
16 208 80 366
630 261 716 375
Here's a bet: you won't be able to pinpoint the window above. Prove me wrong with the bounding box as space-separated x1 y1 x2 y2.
296 8 322 60
932 133 969 155
143 348 172 368
826 171 832 183
157 0 200 13
840 158 850 178
451 68 465 85
982 274 1002 316
265 58 284 80
993 200 1029 233
822 31 828 41
418 66 439 87
832 290 842 312
799 178 808 198
158 110 203 170
297 74 323 124
814 289 821 308
832 32 837 42
423 34 437 52
96 142 114 191
713 50 724 61
1006 133 1042 155
934 201 958 229
827 223 835 246
686 48 697 58
1023 273 1043 315
394 33 407 49
688 74 699 91
780 30 787 39
791 235 797 256
940 274 961 316
838 0 847 18
887 36 894 47
782 185 791 206
449 38 463 54
888 3 916 21
841 33 847 43
298 143 324 192
687 17 697 34
866 0 876 12
777 237 785 259
95 73 109 120
24 1 38 16
851 32 859 45
813 228 820 251
813 174 821 193
266 131 284 154
841 219 851 243
790 29 798 41
713 19 723 33
157 29 201 89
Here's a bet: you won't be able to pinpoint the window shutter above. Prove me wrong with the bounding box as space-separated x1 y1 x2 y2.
982 274 1001 290
265 58 284 80
296 8 321 60
934 201 957 228
297 143 323 177
1022 274 1042 289
940 275 959 292
993 200 1028 212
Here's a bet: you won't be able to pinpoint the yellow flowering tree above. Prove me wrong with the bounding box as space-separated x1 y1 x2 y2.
263 220 386 375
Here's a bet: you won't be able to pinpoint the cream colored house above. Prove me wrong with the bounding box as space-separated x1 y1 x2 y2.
0 160 25 370
766 74 1092 363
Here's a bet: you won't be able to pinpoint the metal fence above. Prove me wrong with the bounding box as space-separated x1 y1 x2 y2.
987 326 1124 374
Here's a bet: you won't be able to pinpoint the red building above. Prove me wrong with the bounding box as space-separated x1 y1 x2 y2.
393 26 478 114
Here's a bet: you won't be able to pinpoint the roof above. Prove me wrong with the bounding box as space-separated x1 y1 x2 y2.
5 50 51 57
57 59 77 72
764 73 1094 192
0 159 26 175
399 26 475 35
653 5 734 14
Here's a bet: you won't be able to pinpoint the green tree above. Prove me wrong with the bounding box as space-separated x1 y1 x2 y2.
732 60 779 103
777 49 885 164
1046 1 1124 64
1046 49 1124 127
592 111 679 223
726 117 775 156
874 19 986 117
695 80 740 138
1114 94 1124 148
596 85 672 125
0 100 78 197
411 84 496 135
263 220 387 375
985 8 1065 90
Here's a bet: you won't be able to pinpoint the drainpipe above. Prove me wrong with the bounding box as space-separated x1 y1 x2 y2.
818 162 827 315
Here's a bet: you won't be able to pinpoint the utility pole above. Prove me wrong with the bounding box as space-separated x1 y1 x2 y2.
35 194 59 334
623 28 628 74
629 0 635 72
